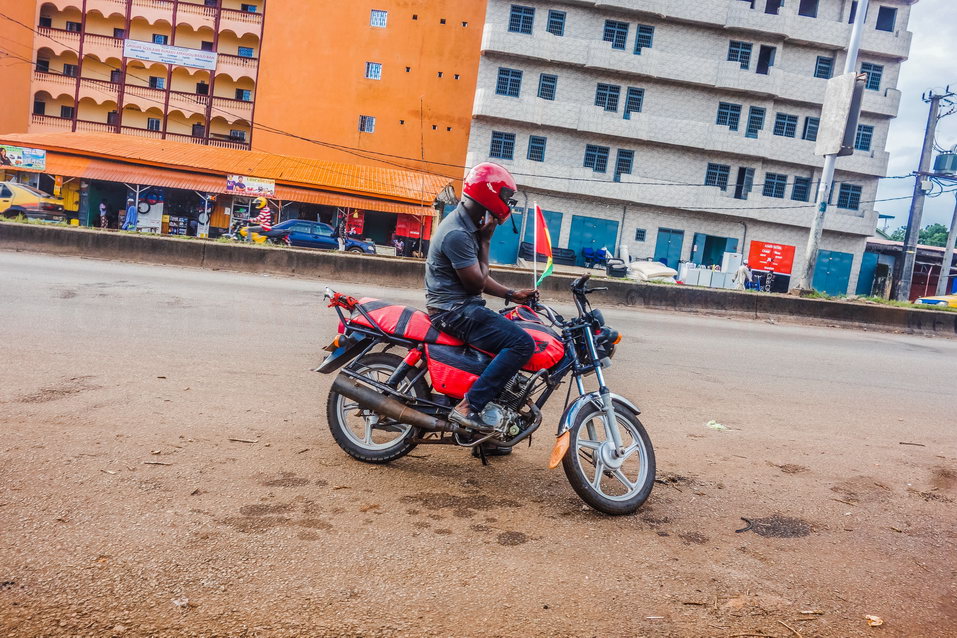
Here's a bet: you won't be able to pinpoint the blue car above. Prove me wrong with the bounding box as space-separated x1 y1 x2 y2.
272 220 376 254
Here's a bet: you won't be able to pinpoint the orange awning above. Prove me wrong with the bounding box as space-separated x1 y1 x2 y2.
42 154 437 217
273 185 436 217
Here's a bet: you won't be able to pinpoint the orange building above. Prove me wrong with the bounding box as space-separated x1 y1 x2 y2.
0 0 485 183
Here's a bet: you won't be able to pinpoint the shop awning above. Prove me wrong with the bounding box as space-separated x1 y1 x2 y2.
273 185 436 217
42 154 437 217
46 155 226 193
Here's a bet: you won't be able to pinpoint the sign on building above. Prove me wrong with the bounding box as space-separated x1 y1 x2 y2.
815 72 866 157
0 145 46 171
748 241 796 274
226 175 276 197
123 39 218 71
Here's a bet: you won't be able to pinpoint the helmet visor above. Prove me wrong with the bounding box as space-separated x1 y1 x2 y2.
498 186 517 209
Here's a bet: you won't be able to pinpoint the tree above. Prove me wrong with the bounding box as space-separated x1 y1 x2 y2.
887 223 953 247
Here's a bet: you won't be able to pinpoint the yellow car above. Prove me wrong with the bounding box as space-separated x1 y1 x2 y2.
914 294 957 308
0 181 65 222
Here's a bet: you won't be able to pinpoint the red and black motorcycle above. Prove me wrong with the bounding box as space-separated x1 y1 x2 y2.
314 274 655 515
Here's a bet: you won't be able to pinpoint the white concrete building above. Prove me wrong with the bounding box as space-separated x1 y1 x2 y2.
466 0 915 294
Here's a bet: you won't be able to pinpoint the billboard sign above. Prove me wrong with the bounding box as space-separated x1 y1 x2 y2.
748 241 796 274
226 175 275 197
0 144 46 171
123 39 218 71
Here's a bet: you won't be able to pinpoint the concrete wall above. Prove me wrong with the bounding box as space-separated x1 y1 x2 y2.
2 222 955 336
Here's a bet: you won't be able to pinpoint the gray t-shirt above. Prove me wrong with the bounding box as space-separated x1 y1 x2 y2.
425 204 484 311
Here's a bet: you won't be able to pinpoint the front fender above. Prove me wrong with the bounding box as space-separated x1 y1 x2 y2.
556 391 640 436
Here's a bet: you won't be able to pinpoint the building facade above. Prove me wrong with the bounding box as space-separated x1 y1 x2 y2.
0 1 486 179
467 0 915 294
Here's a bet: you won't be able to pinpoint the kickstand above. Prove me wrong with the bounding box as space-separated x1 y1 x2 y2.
477 444 489 466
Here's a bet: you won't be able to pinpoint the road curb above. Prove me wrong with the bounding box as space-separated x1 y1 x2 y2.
3 221 955 337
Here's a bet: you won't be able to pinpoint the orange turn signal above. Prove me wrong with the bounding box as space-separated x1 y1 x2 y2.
548 431 571 469
613 333 622 345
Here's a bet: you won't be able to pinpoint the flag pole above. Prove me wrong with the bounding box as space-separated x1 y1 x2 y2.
532 201 538 292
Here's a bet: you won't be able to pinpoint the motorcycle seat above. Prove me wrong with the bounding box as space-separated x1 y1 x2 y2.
349 298 464 346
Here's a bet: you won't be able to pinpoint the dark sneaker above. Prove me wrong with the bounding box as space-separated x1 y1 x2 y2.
448 409 494 433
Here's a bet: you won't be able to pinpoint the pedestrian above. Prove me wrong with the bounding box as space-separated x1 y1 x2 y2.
122 198 138 231
99 199 110 228
733 261 753 290
335 211 346 251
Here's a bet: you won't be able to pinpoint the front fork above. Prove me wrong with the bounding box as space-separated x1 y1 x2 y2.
583 333 625 455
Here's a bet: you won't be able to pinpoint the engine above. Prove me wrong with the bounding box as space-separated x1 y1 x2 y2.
479 373 534 438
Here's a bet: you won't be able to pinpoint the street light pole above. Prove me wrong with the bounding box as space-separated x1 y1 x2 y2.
936 193 957 296
796 0 868 291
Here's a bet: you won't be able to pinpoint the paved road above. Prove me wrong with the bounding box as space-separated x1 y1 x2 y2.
1 251 955 637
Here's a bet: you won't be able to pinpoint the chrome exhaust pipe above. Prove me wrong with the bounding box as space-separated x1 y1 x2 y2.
331 375 451 432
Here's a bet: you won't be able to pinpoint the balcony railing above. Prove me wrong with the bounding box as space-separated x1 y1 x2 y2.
75 119 120 133
208 138 251 150
36 27 81 54
121 125 165 139
30 113 73 131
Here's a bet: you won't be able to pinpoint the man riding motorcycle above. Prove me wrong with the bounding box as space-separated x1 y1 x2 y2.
245 196 274 240
425 163 537 453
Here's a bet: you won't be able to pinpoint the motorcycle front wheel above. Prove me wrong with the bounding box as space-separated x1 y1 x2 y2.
562 400 655 515
326 352 429 464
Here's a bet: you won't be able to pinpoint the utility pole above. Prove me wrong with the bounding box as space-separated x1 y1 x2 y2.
895 88 955 300
936 193 957 296
796 0 869 292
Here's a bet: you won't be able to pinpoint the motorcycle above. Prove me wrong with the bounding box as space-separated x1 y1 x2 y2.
222 220 291 246
314 274 655 515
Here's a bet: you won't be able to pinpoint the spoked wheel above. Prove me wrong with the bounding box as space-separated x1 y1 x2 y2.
326 352 429 464
562 400 655 515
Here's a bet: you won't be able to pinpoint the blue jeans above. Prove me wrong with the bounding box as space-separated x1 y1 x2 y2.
430 304 534 412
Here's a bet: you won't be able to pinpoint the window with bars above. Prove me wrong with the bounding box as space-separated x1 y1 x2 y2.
727 41 753 70
773 113 798 137
603 20 629 50
65 21 81 32
614 149 634 182
62 63 78 77
802 116 820 141
584 144 610 173
705 163 731 191
546 10 565 36
634 24 654 53
365 62 382 79
595 83 621 112
837 184 862 210
508 5 534 34
855 124 874 151
358 115 376 132
861 62 883 90
624 87 643 119
370 9 388 27
527 135 547 162
496 67 523 97
537 73 557 100
716 102 742 131
791 177 811 202
634 228 646 242
762 173 788 198
60 105 74 119
745 106 766 138
490 131 516 159
814 56 834 79
147 117 161 131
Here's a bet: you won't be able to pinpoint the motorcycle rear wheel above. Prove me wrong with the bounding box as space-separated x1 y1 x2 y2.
326 352 429 464
562 400 655 515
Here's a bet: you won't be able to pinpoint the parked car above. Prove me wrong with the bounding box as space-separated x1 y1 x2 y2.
914 294 957 308
0 181 66 222
271 220 376 254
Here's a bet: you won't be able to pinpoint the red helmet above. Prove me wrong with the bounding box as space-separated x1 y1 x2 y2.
462 162 518 222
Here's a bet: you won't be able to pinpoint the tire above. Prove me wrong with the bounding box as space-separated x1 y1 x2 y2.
562 400 655 515
347 247 363 253
326 352 428 464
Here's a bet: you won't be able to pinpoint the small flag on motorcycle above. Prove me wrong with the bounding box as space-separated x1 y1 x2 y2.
533 203 553 288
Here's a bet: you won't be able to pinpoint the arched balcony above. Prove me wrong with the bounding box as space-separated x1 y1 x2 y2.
80 54 124 83
209 116 251 149
120 104 166 138
31 90 76 131
165 109 207 141
76 97 120 132
129 17 173 44
209 72 253 121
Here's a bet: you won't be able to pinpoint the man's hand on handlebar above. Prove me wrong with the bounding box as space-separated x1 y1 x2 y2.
509 288 538 304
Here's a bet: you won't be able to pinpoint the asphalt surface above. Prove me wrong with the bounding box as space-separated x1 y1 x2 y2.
1 250 955 638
